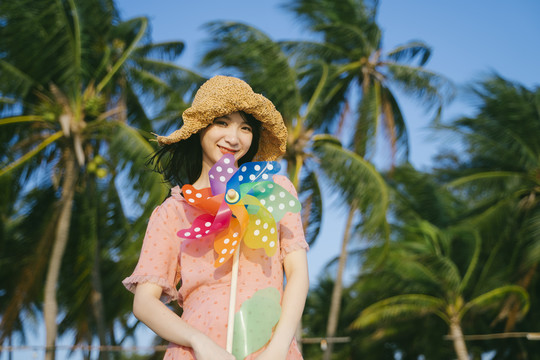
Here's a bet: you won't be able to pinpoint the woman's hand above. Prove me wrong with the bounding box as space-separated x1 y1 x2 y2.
191 333 236 360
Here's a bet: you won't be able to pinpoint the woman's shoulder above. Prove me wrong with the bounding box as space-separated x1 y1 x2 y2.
151 186 187 215
272 174 292 185
272 174 297 194
169 185 184 202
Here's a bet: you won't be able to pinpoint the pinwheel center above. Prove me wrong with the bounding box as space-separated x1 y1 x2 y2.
226 188 240 204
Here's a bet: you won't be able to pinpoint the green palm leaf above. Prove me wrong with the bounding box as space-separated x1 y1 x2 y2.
460 285 529 319
312 134 388 233
351 294 447 329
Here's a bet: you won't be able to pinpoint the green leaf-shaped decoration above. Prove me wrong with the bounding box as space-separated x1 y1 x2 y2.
232 287 281 359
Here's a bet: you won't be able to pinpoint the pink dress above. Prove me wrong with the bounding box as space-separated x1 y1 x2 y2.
123 175 309 359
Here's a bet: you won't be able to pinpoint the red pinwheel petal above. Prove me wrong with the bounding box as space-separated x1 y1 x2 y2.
177 214 217 239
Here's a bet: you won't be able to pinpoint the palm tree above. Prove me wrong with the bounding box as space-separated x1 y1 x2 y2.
283 1 454 357
343 164 529 359
0 0 197 358
436 75 540 357
350 224 529 360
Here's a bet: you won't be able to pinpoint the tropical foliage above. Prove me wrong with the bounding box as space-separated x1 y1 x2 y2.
0 0 200 359
283 1 454 358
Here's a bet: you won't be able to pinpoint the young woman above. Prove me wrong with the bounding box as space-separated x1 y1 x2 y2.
123 76 309 360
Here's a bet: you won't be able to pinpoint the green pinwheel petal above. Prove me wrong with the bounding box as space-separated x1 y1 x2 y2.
232 287 281 359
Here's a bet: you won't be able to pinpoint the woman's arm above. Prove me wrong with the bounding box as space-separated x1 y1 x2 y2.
256 249 309 359
133 282 235 360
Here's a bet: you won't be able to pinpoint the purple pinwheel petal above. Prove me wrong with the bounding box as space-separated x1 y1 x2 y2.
209 154 237 195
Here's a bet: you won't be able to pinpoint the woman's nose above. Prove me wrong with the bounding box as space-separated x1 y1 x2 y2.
224 128 239 144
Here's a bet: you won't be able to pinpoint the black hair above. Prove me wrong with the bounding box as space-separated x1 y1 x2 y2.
148 111 261 187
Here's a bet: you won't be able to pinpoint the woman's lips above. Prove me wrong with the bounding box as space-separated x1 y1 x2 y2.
218 145 238 155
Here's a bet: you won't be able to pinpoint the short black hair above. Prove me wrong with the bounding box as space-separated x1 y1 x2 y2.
148 111 261 187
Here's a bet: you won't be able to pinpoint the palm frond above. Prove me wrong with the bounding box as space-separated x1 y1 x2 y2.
312 135 389 233
461 285 529 319
351 293 446 329
448 171 527 188
109 122 169 216
299 170 323 245
386 41 432 66
0 131 63 177
97 17 148 92
133 41 185 61
385 63 455 112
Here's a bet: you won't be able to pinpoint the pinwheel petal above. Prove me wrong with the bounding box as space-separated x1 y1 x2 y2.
232 287 281 359
182 184 223 215
245 182 301 222
214 217 243 267
177 214 216 239
226 161 281 194
209 154 237 195
242 195 278 257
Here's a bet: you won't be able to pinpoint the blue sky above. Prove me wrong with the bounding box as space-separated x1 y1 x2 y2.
115 0 540 282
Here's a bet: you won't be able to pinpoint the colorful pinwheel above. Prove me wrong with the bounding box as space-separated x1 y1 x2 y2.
177 153 301 267
176 154 301 358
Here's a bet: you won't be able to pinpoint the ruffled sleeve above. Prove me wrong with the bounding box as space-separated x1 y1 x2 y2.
122 194 184 304
273 175 309 261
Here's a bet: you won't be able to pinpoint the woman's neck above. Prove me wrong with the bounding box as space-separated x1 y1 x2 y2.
192 162 212 189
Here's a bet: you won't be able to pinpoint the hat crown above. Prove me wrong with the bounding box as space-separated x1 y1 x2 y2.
192 76 254 107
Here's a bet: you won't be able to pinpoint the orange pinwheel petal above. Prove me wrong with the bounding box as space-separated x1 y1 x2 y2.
182 184 224 215
214 217 244 267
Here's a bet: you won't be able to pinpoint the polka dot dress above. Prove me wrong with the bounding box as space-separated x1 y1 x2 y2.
123 175 309 359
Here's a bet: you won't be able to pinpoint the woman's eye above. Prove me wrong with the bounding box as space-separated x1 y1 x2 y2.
242 126 253 132
214 120 228 126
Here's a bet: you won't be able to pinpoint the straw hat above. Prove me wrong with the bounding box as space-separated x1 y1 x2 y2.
157 75 287 161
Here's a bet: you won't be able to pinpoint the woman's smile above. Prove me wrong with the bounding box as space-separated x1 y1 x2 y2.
218 145 239 155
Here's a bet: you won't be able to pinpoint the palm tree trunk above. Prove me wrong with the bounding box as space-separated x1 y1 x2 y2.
450 317 469 360
88 178 110 360
44 151 77 360
323 202 356 360
91 234 110 360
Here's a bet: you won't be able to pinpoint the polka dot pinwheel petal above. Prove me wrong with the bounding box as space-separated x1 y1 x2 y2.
178 200 232 240
241 194 278 257
182 184 223 215
225 160 281 200
245 181 302 222
177 214 218 240
213 202 249 267
209 154 237 196
214 216 244 266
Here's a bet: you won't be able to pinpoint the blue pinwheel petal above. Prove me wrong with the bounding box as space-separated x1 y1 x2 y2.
226 161 281 197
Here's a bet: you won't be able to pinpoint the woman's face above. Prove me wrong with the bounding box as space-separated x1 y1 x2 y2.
199 112 254 168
